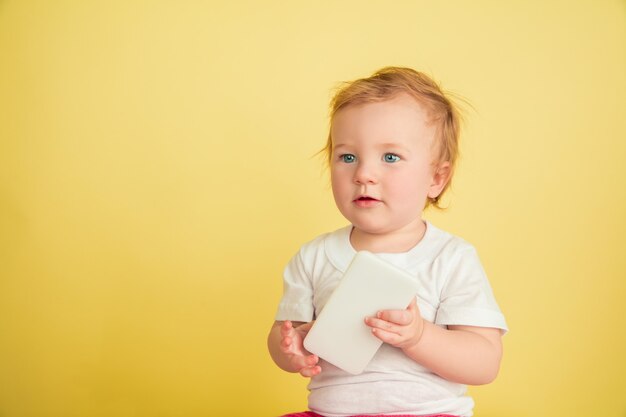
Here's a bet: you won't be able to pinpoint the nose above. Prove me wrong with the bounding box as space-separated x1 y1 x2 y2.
353 161 378 185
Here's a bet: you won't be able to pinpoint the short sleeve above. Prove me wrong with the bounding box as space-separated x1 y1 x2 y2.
274 250 315 322
435 248 508 333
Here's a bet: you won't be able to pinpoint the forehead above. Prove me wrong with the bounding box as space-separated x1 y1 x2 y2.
331 93 435 145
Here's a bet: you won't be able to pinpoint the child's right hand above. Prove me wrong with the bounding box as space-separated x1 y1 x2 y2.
280 321 321 377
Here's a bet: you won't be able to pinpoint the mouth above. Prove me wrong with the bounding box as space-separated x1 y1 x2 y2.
354 196 378 201
352 195 380 208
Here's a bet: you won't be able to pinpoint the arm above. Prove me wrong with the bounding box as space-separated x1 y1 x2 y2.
365 299 503 385
267 320 321 377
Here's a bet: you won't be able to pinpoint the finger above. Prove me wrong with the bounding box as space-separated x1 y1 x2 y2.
371 327 402 345
376 309 412 326
300 365 322 378
290 353 317 371
281 324 298 344
300 355 322 377
281 320 294 336
280 335 293 351
305 354 319 366
365 317 401 335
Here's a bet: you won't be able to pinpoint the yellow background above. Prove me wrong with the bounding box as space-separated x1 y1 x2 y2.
1 1 625 416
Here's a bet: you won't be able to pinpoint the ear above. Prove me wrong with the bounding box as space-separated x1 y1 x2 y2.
428 161 452 199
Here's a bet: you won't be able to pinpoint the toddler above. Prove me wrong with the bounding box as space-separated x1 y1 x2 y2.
267 67 507 417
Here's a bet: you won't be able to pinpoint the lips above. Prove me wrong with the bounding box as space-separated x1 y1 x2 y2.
353 195 381 207
354 196 379 202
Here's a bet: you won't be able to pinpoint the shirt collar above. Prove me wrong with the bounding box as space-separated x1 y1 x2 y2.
323 221 440 272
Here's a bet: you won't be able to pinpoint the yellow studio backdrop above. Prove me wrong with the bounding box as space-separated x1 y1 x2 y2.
1 1 625 416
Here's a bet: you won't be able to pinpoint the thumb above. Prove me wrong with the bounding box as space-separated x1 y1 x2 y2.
297 321 315 332
408 297 422 318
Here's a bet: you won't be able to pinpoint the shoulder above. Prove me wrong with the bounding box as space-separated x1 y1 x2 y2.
292 225 352 267
297 226 347 253
425 222 478 262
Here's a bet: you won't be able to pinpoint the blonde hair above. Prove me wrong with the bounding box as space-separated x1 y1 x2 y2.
324 66 464 209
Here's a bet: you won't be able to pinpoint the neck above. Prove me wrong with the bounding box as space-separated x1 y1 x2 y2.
350 220 427 253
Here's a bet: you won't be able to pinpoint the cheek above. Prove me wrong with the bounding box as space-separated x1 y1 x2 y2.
388 168 431 199
331 165 351 185
330 169 347 199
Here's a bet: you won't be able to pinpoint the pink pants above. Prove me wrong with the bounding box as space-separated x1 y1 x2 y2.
281 413 458 417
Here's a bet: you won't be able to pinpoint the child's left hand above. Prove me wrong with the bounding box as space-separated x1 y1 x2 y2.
364 297 424 350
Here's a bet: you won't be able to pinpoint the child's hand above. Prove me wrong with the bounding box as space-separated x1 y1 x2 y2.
280 321 321 377
365 298 424 350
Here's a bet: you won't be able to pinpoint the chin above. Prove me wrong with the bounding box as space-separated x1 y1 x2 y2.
350 222 392 235
352 217 424 235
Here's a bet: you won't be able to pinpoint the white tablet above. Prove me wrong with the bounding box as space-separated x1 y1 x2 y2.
303 251 417 375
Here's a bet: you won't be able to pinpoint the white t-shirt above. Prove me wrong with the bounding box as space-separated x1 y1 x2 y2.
275 222 508 417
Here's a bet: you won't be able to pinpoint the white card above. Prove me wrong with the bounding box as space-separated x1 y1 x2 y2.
303 251 417 375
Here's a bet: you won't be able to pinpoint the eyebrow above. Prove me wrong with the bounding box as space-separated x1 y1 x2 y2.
377 142 411 152
332 143 351 153
333 142 410 151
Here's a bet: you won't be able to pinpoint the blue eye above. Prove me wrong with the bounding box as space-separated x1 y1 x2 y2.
341 154 356 163
383 153 400 163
